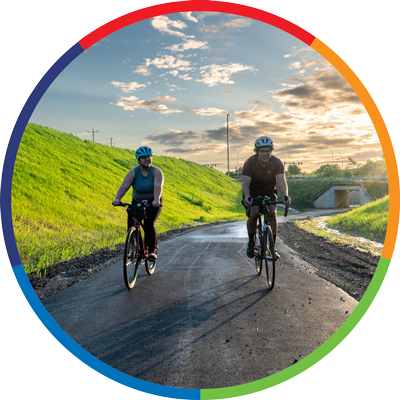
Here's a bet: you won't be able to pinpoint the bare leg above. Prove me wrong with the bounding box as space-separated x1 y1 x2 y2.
247 205 261 237
267 205 277 236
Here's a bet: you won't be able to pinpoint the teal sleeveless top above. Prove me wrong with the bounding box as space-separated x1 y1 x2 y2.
132 166 155 202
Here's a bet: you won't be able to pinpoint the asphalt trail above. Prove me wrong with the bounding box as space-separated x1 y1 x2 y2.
43 217 357 389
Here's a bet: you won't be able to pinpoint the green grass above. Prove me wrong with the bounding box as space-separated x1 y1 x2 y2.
286 178 332 210
326 195 389 243
12 124 245 274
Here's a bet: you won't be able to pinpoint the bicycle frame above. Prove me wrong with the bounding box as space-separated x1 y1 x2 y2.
251 196 288 289
126 201 149 260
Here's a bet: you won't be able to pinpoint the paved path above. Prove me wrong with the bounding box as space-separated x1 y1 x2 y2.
43 213 357 389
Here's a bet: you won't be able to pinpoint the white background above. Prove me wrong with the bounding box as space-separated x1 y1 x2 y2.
1 1 398 399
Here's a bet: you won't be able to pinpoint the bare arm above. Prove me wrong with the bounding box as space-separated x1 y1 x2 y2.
241 175 252 206
112 169 135 205
152 168 164 207
276 173 290 205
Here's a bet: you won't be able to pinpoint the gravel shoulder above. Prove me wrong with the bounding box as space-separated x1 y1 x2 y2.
28 219 380 301
278 221 379 301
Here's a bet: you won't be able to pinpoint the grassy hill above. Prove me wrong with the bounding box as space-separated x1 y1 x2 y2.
326 195 388 243
12 124 244 273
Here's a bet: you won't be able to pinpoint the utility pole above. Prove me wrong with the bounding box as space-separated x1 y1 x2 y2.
227 113 230 177
338 152 343 170
88 129 98 142
109 138 113 147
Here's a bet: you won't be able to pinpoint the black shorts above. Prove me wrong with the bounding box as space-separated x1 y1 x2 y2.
243 190 277 217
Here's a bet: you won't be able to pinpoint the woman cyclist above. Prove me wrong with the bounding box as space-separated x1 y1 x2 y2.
112 146 164 260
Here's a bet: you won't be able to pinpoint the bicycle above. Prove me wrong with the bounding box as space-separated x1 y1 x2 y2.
248 196 289 290
114 201 157 289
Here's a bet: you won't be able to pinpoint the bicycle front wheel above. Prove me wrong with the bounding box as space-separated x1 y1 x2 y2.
254 224 263 276
123 227 139 289
145 256 157 275
264 226 275 290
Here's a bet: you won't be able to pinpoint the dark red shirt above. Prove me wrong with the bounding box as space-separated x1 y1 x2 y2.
242 154 285 196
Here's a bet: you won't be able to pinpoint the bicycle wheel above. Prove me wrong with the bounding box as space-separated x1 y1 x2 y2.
123 227 139 289
264 225 275 289
145 253 157 275
254 220 264 276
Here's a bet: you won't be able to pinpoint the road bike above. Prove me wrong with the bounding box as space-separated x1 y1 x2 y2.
115 201 157 289
250 196 289 290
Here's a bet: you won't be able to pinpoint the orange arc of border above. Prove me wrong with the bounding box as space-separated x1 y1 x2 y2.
311 39 399 260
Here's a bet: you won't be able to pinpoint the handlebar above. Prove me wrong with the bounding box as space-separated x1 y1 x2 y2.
113 200 150 208
243 196 290 217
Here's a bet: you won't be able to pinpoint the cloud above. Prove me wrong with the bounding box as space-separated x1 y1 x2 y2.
110 81 146 92
198 17 252 37
144 98 380 170
165 83 185 91
246 100 269 108
287 61 302 70
114 95 182 114
178 73 193 81
134 65 152 76
146 129 226 156
193 107 226 116
151 16 188 38
146 130 205 147
134 55 192 76
283 46 312 58
166 39 209 52
197 63 257 86
272 67 363 116
180 12 199 23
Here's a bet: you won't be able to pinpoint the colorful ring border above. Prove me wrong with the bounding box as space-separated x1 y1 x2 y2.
1 1 398 399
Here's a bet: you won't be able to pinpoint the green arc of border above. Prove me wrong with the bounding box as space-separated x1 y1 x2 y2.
201 257 390 399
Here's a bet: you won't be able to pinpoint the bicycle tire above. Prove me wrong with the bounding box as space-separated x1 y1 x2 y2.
145 255 157 275
254 219 263 276
264 225 275 289
123 227 139 289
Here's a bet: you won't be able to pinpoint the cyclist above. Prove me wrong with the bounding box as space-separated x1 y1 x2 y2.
112 146 164 260
242 136 290 259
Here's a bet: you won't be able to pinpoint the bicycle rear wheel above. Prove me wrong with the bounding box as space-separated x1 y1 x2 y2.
123 227 139 289
254 221 264 276
264 225 275 289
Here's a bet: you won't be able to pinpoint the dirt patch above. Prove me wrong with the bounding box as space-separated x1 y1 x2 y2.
278 221 380 301
28 221 235 300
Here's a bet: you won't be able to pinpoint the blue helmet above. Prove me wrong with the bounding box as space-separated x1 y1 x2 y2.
135 146 152 158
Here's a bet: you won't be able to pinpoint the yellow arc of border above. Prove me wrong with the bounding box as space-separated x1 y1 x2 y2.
311 38 399 260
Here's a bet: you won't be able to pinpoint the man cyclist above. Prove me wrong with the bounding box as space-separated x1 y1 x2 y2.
242 136 290 259
112 146 164 260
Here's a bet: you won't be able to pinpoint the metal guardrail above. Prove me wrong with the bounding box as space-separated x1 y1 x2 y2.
359 180 372 203
310 180 334 203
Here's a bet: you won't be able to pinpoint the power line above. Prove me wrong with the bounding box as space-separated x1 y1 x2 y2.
39 102 86 132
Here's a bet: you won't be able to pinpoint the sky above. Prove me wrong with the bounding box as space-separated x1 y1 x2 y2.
29 11 382 173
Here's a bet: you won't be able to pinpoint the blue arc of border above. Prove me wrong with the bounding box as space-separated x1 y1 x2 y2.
1 42 200 400
1 43 84 267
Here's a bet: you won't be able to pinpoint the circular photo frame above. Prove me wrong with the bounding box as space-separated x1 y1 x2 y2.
2 1 399 399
